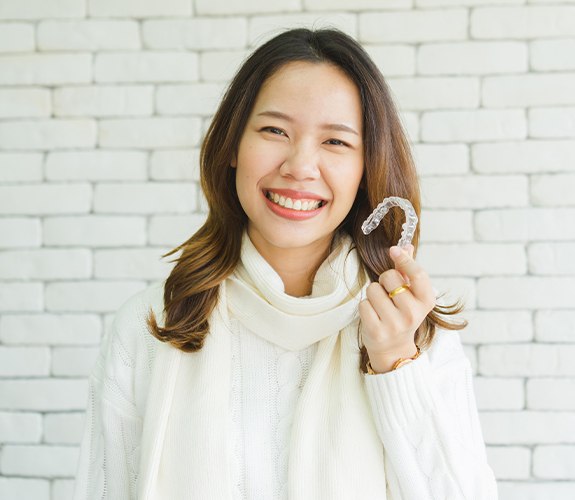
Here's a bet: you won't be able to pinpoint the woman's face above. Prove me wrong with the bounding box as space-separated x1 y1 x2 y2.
232 61 364 258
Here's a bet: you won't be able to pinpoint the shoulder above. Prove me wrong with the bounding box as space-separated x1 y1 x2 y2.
425 328 469 370
105 280 166 368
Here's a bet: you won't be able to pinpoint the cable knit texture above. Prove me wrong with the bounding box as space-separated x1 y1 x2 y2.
73 232 498 500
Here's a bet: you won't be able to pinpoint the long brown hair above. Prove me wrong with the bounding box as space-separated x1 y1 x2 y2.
147 28 466 370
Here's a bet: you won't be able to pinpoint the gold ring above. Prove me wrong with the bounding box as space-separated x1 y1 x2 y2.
388 283 410 299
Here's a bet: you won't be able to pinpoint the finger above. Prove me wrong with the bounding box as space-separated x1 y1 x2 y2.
378 269 415 312
365 282 401 322
389 245 434 304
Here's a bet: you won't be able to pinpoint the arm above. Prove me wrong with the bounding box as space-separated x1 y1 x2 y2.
73 321 144 500
364 330 498 500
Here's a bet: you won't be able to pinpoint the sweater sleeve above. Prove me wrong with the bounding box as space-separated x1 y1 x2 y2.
73 320 144 500
363 330 498 500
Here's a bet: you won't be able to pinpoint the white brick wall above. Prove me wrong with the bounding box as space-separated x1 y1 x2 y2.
0 2 573 499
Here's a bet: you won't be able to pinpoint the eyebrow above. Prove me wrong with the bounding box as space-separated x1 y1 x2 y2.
257 110 360 136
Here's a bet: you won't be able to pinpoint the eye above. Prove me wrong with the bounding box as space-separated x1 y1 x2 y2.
324 138 349 147
261 126 287 136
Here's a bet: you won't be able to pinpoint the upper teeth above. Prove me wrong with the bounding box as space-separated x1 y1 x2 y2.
266 191 323 211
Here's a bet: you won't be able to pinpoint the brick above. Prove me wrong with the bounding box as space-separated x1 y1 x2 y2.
0 88 51 118
485 446 531 481
0 153 43 182
143 18 247 49
156 83 226 116
387 77 480 111
431 277 476 310
98 117 201 149
476 208 575 242
530 107 575 139
359 9 467 43
418 0 524 5
0 444 79 477
0 412 42 443
0 119 96 150
479 277 575 309
364 45 415 77
531 39 575 71
44 215 146 247
45 281 146 313
38 20 140 51
46 151 147 181
0 282 43 312
0 379 88 411
528 379 575 410
529 243 575 275
474 377 524 410
149 214 208 245
400 112 419 142
95 52 198 83
307 0 410 8
150 149 200 181
0 314 101 345
0 249 91 280
0 347 50 376
419 210 473 242
0 0 85 19
52 480 74 500
200 50 249 82
418 41 527 75
471 6 575 39
497 482 575 500
197 0 299 15
0 184 91 215
0 478 49 500
417 243 526 276
94 183 197 214
472 140 575 173
0 54 91 85
462 310 533 344
88 0 191 17
421 175 528 209
535 311 575 342
54 85 153 117
94 248 173 279
483 74 575 107
0 218 41 248
413 144 469 176
421 109 527 142
0 23 34 52
52 347 99 377
480 411 575 445
532 174 575 207
534 446 575 479
248 13 357 46
479 344 575 376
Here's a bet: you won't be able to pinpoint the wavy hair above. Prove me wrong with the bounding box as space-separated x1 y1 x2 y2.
147 28 466 371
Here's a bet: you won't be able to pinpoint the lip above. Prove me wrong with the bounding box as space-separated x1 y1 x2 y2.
262 190 326 221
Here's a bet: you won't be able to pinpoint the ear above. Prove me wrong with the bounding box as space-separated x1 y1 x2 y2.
230 153 237 168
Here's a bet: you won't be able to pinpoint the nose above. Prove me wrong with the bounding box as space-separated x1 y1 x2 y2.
279 143 320 181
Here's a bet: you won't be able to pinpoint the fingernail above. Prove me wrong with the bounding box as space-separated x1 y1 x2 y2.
390 246 401 258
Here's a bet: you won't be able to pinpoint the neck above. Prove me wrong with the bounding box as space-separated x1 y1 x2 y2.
247 230 333 297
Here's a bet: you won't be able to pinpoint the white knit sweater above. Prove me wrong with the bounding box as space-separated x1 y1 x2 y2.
74 284 497 499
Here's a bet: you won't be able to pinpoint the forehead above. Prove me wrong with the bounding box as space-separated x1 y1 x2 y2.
251 61 362 127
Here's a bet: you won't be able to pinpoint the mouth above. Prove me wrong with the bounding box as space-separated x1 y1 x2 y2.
264 189 327 212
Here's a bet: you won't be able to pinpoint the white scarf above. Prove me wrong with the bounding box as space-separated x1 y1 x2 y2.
137 232 388 499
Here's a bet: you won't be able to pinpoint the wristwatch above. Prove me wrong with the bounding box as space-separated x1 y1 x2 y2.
366 345 421 375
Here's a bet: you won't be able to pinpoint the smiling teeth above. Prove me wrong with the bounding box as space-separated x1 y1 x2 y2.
266 191 323 211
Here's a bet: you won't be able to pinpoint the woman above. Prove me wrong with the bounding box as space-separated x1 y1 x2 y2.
74 28 498 499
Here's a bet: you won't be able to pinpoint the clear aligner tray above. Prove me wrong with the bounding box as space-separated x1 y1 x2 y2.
361 196 418 248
